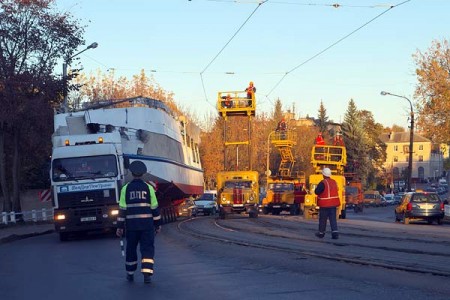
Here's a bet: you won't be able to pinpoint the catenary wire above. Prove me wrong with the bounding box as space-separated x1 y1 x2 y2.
265 0 411 98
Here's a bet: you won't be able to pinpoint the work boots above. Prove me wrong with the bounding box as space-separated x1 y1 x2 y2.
332 232 339 239
144 274 152 284
126 273 134 282
315 232 325 238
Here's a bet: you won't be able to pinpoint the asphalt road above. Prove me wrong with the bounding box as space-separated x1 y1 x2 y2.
1 206 449 300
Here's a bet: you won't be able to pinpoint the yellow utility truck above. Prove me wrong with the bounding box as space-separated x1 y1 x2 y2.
217 171 259 219
262 175 306 215
262 129 307 215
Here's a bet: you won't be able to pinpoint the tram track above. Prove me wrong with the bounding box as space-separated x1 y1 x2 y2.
177 216 450 277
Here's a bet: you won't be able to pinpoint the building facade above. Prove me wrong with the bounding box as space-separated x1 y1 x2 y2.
380 132 445 187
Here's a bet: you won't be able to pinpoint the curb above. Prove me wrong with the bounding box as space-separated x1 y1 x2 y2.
0 229 54 245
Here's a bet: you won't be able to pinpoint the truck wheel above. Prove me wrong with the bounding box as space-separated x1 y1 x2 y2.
303 209 311 220
290 204 298 215
403 214 410 225
59 233 68 242
262 207 269 215
437 218 443 225
249 211 258 218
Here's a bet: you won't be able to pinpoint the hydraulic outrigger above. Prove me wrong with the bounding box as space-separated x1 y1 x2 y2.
216 90 259 219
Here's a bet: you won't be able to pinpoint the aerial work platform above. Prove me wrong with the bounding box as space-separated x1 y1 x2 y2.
269 130 297 177
311 145 347 175
217 91 256 119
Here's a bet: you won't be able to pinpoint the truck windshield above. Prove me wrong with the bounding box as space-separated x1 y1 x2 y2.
268 183 294 191
52 155 118 181
345 187 358 195
224 181 252 189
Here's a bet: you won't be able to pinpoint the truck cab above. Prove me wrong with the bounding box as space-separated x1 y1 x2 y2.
51 124 124 241
216 171 259 219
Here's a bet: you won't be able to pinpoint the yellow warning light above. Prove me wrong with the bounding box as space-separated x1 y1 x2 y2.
65 140 70 146
98 137 104 144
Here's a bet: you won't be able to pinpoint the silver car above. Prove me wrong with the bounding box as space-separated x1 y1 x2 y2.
394 192 445 225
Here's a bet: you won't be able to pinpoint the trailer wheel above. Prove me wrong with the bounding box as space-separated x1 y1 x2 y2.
59 233 68 242
249 211 258 218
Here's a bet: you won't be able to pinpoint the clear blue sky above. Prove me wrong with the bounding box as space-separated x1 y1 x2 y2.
56 0 449 128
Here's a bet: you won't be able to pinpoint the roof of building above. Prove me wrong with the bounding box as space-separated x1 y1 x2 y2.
379 132 431 143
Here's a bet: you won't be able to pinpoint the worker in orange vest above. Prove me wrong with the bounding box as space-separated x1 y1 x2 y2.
315 133 325 145
314 167 340 239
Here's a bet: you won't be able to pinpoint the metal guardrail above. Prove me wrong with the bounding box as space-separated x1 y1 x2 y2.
1 208 54 225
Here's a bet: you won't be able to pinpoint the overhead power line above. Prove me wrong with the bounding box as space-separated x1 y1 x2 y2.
200 0 267 74
265 0 411 98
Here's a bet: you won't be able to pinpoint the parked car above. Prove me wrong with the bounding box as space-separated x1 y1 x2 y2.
363 191 382 207
394 192 445 225
178 198 198 217
393 194 403 205
194 192 218 216
384 193 395 205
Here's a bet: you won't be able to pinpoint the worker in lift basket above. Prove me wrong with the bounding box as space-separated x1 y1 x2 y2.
314 167 340 240
116 161 162 284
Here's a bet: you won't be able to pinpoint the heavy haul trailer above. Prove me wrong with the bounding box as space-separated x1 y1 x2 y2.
262 129 306 215
216 89 258 219
51 97 204 240
303 145 347 220
216 171 259 219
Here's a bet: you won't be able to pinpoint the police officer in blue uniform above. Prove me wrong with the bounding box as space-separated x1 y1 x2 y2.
116 161 161 284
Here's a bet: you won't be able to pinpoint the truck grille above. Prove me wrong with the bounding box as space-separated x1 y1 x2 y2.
57 189 116 209
233 188 243 204
274 193 282 203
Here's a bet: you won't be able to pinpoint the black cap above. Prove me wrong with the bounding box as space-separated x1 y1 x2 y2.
129 161 147 177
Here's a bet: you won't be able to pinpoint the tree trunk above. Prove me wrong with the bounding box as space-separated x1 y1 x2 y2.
12 126 21 213
0 123 12 212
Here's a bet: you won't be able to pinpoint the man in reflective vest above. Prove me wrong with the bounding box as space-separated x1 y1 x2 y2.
314 167 340 239
116 160 161 283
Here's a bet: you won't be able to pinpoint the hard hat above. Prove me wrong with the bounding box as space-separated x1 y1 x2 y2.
129 161 147 176
318 132 322 136
249 81 253 85
322 167 332 177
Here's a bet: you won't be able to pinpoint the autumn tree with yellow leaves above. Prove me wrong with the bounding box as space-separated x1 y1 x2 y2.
414 39 450 144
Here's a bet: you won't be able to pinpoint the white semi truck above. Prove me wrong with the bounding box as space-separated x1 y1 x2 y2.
51 97 204 240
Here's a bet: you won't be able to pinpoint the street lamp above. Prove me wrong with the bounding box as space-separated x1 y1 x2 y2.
381 91 414 192
63 42 98 112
